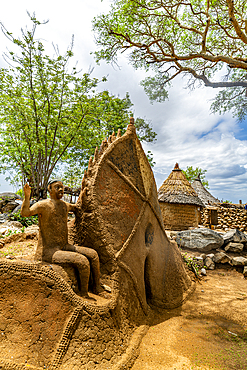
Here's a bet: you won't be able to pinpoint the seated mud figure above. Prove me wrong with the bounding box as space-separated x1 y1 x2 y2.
21 179 101 298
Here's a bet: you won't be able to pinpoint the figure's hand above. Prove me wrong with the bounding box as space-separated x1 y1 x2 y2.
23 183 31 199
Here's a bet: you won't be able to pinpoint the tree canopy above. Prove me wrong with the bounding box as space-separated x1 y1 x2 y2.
0 15 156 198
93 0 247 120
182 166 209 188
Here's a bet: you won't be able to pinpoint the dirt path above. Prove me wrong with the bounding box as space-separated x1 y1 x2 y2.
132 269 247 370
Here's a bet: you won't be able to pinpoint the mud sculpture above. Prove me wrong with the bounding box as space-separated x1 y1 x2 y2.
0 118 194 370
21 180 101 298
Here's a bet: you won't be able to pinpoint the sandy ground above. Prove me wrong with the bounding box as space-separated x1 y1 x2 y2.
1 240 247 370
132 269 247 370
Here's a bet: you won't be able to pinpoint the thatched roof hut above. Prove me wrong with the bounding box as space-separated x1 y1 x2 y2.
158 163 203 230
191 174 219 207
158 163 204 207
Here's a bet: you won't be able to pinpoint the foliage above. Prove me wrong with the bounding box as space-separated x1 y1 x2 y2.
181 251 200 279
8 210 38 227
146 150 156 168
0 14 156 198
93 0 247 120
223 199 233 204
182 166 209 189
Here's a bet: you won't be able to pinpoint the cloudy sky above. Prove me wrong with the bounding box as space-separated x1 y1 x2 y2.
0 0 247 203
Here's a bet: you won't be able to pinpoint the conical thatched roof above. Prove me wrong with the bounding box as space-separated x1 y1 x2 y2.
158 163 204 207
192 174 219 207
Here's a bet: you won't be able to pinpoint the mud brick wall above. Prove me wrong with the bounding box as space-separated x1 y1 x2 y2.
201 204 247 231
159 203 201 231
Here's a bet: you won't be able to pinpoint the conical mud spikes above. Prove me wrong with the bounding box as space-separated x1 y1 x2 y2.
108 135 112 144
88 156 93 175
117 129 121 139
84 169 87 178
93 146 99 165
111 131 116 141
99 137 108 156
81 176 86 190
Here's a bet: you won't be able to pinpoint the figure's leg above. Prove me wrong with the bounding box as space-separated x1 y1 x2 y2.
52 250 90 297
66 245 101 294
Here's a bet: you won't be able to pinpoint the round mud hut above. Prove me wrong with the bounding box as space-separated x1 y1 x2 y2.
191 174 219 206
158 163 204 230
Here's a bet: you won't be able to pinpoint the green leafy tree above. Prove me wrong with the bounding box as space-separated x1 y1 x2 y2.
93 0 247 120
0 14 156 198
182 166 209 189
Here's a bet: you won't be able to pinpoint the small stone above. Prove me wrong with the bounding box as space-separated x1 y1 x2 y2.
243 266 247 277
231 257 247 266
204 256 215 270
101 284 111 293
225 242 244 253
201 268 207 276
213 252 231 264
6 255 15 259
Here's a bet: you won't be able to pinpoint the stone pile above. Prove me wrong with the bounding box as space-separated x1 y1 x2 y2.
176 228 247 277
0 192 22 222
202 203 247 231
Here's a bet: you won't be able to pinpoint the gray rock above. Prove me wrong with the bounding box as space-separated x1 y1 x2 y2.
206 253 215 259
213 252 231 264
223 229 247 244
201 268 207 276
1 201 19 213
3 221 23 229
204 256 215 270
243 266 247 277
225 242 244 253
0 214 9 223
10 204 22 215
231 257 247 266
0 192 21 200
176 228 224 252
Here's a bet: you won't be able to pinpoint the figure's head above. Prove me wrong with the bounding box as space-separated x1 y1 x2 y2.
47 179 64 200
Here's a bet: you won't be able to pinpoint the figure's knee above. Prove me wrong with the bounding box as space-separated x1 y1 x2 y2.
74 254 90 271
76 247 99 264
90 249 99 263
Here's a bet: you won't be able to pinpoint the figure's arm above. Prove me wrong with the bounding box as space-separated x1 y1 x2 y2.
21 183 41 217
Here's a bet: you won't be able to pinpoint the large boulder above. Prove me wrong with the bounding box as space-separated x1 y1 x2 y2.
223 229 247 245
176 228 224 252
0 192 22 200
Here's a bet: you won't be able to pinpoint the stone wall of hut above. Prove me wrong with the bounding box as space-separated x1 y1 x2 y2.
159 202 201 231
201 204 247 231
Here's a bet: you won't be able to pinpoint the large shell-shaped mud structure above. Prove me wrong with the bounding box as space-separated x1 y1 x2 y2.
0 119 194 370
